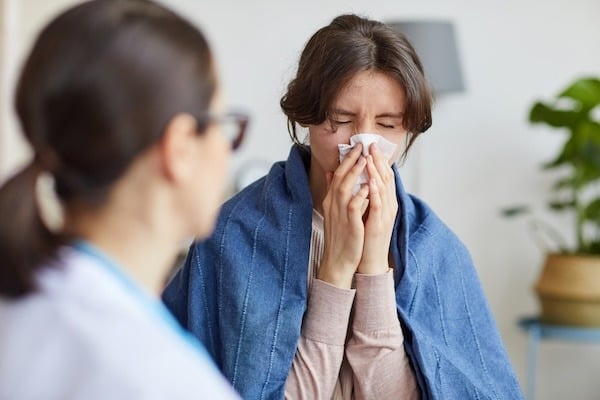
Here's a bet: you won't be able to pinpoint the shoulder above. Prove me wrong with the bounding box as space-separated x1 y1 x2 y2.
403 193 464 245
398 193 475 280
217 145 311 221
220 160 286 214
0 250 238 399
209 155 302 242
392 165 465 252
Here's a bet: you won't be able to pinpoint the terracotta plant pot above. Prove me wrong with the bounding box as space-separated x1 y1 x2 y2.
535 253 600 327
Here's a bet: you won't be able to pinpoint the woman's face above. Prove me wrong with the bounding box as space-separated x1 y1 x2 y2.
308 70 408 176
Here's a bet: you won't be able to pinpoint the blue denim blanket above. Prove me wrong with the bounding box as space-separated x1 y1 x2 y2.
163 145 523 400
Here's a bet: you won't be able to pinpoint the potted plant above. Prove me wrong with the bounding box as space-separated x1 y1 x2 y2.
503 77 600 326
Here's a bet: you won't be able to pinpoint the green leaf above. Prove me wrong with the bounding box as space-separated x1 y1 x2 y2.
542 134 576 169
542 121 600 173
552 176 576 190
529 102 583 129
584 240 600 255
524 76 600 254
500 205 531 217
576 165 600 187
582 198 600 221
577 121 600 169
559 78 600 111
548 199 575 211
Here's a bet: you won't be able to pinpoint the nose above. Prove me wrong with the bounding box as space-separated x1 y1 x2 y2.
351 117 378 135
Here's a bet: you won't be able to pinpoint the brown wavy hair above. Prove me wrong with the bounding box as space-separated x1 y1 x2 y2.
280 14 433 155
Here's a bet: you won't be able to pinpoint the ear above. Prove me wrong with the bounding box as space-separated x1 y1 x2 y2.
158 113 198 183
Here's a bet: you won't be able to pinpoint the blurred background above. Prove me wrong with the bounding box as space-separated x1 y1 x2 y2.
1 1 599 398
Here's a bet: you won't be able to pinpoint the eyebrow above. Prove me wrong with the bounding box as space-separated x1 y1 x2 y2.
330 108 404 119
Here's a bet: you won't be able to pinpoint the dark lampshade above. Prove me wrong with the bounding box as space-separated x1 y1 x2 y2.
386 20 465 95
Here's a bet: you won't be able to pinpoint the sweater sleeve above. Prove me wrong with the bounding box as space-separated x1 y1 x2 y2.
285 279 355 400
346 269 419 400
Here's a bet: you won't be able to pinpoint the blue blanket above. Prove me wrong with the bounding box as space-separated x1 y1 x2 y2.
163 145 523 399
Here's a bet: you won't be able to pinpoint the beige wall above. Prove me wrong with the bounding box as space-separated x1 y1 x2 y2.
0 0 4 172
0 0 80 180
1 0 24 179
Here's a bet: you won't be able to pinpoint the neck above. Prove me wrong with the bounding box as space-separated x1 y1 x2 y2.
65 200 182 296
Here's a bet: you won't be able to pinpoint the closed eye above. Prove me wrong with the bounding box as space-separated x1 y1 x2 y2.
378 123 395 129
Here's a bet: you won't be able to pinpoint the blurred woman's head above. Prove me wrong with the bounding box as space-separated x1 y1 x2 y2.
18 0 218 202
0 0 245 297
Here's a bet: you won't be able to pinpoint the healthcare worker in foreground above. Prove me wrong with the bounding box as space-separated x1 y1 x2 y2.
0 0 245 398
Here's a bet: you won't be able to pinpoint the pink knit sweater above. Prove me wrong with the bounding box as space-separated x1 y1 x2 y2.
284 210 419 400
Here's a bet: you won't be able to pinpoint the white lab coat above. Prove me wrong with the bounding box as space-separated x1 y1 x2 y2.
0 246 240 400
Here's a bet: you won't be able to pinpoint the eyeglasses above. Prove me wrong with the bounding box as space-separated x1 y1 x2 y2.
196 110 249 151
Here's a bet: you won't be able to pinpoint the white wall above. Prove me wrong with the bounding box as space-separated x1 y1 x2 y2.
0 0 77 177
2 1 600 398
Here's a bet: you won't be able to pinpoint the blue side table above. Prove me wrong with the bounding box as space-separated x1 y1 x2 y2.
518 316 600 400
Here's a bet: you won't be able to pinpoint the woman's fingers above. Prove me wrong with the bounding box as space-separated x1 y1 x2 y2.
367 144 397 209
369 144 394 185
349 184 369 221
333 147 367 205
358 144 399 275
325 171 334 188
319 144 370 287
332 143 363 184
368 175 382 214
365 152 384 215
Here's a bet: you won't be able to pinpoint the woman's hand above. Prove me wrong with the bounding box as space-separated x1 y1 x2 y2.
358 144 398 275
318 144 369 289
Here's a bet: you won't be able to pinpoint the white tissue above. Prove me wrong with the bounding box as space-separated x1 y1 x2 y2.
337 133 397 194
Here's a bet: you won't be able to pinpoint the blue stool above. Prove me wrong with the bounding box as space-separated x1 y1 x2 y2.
518 316 600 400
